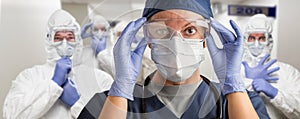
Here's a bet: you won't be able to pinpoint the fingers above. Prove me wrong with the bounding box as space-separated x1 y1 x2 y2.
210 17 236 44
134 38 148 56
252 80 262 93
265 59 277 68
258 54 271 65
242 61 250 69
229 20 243 43
81 22 93 39
116 17 147 51
267 66 280 75
265 77 279 81
206 34 219 55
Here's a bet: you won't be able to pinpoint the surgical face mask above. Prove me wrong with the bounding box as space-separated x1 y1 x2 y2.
150 36 205 82
247 40 266 57
92 23 109 39
53 39 76 57
92 30 105 39
245 33 269 57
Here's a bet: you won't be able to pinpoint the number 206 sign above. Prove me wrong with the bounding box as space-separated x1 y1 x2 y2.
228 5 276 18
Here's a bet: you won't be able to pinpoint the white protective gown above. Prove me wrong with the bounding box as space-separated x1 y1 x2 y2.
242 61 300 119
3 10 113 119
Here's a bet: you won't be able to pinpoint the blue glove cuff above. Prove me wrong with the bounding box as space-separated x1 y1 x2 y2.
222 75 246 95
269 87 278 99
108 79 136 101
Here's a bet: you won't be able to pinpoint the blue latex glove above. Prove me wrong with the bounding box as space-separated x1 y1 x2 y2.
92 36 107 54
252 78 278 99
52 57 72 86
60 78 80 106
206 18 245 95
242 54 280 81
81 22 93 39
108 17 147 101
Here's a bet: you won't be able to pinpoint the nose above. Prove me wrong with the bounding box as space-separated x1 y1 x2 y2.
254 40 259 47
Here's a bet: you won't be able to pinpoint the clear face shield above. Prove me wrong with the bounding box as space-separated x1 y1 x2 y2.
49 27 79 57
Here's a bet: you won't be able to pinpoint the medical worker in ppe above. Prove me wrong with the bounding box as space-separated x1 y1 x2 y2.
80 15 116 78
3 10 113 119
242 14 300 119
79 0 270 119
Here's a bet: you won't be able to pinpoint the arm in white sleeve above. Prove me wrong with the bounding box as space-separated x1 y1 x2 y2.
3 68 63 119
96 48 115 79
69 68 114 118
270 62 300 119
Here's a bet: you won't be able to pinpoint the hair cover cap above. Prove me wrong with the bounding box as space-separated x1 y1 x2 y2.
142 0 213 19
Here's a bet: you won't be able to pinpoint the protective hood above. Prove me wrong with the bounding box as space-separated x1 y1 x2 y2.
45 9 83 66
243 14 274 66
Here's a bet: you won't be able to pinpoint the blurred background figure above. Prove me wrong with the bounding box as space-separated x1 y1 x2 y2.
241 14 300 119
3 10 113 119
81 14 116 78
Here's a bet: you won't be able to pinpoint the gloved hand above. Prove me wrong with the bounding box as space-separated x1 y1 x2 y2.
108 17 147 101
252 78 278 99
242 54 280 81
60 78 80 106
92 36 107 54
52 57 72 86
206 18 245 95
81 22 93 39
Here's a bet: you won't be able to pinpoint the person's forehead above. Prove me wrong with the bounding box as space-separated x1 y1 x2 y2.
55 31 74 36
150 9 204 20
249 32 265 36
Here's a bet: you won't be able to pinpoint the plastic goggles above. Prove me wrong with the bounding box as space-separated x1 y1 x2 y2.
144 19 210 40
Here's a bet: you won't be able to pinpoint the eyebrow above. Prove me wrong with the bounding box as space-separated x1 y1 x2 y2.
182 22 193 29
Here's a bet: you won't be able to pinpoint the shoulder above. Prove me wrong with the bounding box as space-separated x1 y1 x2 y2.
15 64 48 79
277 61 299 71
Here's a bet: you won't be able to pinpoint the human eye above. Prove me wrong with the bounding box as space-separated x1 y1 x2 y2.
247 36 255 42
259 36 266 42
184 26 197 36
54 37 63 42
67 36 76 42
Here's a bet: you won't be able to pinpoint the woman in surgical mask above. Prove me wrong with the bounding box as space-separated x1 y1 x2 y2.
78 0 270 119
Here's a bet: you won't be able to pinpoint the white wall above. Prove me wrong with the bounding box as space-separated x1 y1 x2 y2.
62 3 89 26
277 0 300 70
0 0 61 118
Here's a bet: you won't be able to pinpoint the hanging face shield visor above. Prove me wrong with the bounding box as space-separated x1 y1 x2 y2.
48 26 80 57
144 18 210 82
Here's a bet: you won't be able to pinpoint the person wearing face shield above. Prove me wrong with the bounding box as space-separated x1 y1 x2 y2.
3 10 113 119
241 14 300 119
80 15 116 78
78 0 270 119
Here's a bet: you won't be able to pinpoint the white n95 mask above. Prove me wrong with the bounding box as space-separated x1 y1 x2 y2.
54 39 76 57
247 40 266 57
150 36 205 82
